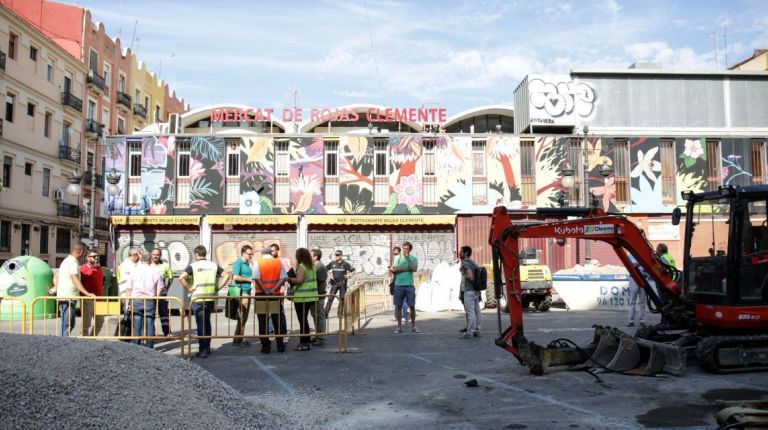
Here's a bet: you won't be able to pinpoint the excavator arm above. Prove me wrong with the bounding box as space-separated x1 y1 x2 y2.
489 206 687 375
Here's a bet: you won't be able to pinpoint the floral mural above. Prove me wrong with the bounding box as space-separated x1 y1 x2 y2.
104 134 764 217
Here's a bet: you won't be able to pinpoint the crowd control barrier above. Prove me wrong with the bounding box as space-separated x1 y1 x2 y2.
185 293 346 357
28 296 186 351
0 297 27 334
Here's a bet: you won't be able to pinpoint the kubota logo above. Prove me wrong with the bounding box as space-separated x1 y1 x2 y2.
554 226 583 235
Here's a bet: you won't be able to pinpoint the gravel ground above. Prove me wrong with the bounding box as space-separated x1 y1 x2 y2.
0 333 308 429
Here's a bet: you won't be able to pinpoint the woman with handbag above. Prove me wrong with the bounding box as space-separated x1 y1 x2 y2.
287 248 318 351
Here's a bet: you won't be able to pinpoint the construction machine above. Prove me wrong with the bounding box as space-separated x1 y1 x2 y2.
486 248 553 313
490 185 768 375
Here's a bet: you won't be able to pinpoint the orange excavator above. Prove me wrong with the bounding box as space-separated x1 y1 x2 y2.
490 185 768 375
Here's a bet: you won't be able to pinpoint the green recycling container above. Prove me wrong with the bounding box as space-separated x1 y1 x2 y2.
0 256 56 320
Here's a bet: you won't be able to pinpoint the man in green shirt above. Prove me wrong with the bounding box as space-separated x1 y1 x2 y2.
391 241 419 334
231 244 255 347
150 248 174 336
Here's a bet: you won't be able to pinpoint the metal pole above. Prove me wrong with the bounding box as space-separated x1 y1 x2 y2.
583 133 590 263
88 138 98 243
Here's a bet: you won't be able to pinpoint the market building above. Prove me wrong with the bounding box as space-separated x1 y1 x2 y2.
103 65 768 275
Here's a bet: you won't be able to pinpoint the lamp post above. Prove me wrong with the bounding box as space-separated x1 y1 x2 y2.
559 126 614 263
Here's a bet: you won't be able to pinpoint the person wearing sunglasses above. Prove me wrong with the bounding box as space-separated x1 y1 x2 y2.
79 249 104 336
231 244 256 347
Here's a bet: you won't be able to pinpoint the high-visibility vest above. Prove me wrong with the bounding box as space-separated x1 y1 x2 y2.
257 258 282 294
292 263 318 303
117 260 138 296
190 260 219 302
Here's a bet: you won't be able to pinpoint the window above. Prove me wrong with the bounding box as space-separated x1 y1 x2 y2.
520 139 535 205
135 89 140 103
117 117 125 134
42 167 50 196
8 33 17 60
30 46 37 62
422 139 437 207
44 112 51 137
324 140 339 206
752 140 766 185
47 63 53 82
127 140 142 207
155 105 161 122
566 138 584 205
24 162 32 176
0 220 10 252
175 140 191 207
224 141 240 207
373 139 389 206
39 225 49 255
64 75 72 94
613 139 630 205
27 102 35 117
706 139 722 191
5 93 14 122
62 121 71 147
472 140 487 205
274 140 290 206
3 156 12 189
660 139 677 204
118 74 126 92
55 228 71 254
88 50 98 73
103 63 110 88
144 96 149 110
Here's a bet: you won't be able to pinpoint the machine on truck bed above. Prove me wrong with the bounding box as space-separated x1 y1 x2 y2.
489 185 768 375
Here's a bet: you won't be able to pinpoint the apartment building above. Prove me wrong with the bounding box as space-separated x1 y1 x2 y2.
0 4 86 266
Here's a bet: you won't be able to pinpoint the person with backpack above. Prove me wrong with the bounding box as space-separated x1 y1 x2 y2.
459 245 482 339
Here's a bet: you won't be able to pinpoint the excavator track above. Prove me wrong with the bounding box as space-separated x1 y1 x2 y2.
696 334 768 373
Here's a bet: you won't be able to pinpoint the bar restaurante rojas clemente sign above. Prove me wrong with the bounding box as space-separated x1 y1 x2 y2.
209 106 448 124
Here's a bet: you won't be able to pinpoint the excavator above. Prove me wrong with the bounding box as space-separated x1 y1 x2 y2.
490 185 768 375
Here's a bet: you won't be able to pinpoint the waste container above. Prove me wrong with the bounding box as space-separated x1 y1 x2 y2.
552 273 630 311
0 256 56 320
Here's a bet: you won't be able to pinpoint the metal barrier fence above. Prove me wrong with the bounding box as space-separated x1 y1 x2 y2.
185 293 345 357
344 271 430 334
0 297 27 334
28 296 186 351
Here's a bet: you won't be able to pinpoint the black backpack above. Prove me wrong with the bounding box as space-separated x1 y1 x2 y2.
472 265 488 291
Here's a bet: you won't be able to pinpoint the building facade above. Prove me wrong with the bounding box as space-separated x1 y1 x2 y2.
0 4 86 266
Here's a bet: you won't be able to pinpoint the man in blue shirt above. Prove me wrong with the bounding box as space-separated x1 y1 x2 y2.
231 244 256 347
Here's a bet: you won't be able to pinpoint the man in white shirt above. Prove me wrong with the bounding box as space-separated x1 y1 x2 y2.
127 253 165 348
56 243 94 336
115 248 142 338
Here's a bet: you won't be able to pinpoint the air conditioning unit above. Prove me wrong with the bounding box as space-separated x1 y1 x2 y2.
168 113 182 134
53 189 64 201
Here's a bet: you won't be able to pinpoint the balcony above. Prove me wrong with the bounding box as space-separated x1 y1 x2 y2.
133 103 147 119
57 202 80 219
117 91 132 110
60 91 83 112
58 143 81 164
0 50 5 71
85 119 103 137
83 171 104 190
87 70 106 92
83 216 109 231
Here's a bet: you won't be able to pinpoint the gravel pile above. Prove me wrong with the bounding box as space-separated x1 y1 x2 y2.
0 333 306 429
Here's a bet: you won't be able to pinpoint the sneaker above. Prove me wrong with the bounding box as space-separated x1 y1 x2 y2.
411 327 421 333
195 350 209 358
260 346 271 354
277 344 286 353
626 322 635 327
459 328 467 333
473 332 481 337
241 340 252 347
394 327 402 334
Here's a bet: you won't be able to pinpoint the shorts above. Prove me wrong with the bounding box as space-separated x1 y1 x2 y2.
393 285 415 308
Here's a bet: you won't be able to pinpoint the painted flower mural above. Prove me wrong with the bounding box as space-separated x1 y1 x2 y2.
394 174 423 208
631 147 662 181
683 139 704 159
290 173 322 213
240 191 261 214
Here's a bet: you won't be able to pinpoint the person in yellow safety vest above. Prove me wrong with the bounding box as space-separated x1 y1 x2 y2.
115 247 142 338
180 245 231 358
254 246 288 354
287 248 319 351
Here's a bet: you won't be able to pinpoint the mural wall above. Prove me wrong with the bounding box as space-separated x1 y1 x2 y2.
210 231 296 272
115 230 198 275
104 134 765 217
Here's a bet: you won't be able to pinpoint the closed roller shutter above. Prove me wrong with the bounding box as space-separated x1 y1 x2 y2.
211 231 297 272
391 231 455 270
115 229 199 275
308 231 392 277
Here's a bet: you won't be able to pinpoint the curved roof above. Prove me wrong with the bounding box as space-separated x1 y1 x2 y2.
299 103 423 133
181 103 289 131
442 105 514 129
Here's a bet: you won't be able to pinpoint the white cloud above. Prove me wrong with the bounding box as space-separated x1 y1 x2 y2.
605 0 622 14
625 41 714 69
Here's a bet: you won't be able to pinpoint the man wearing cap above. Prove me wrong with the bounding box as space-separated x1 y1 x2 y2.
324 250 355 317
254 247 288 354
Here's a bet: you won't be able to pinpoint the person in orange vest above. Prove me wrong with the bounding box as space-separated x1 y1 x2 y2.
254 247 287 354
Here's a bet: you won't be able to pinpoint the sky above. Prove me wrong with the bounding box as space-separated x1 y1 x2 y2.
74 0 768 118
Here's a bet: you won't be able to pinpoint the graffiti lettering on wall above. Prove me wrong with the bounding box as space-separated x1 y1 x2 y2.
392 233 455 271
528 76 595 119
116 232 198 274
309 233 391 277
212 234 292 271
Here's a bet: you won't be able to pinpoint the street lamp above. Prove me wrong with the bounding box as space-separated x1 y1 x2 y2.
67 170 82 196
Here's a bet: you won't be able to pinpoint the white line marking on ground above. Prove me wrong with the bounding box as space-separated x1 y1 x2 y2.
407 353 637 429
247 356 295 395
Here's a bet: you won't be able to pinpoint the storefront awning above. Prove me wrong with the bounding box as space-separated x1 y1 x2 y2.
206 215 300 226
305 214 456 226
110 215 201 226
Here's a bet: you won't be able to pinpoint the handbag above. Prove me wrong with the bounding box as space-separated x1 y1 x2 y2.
225 285 241 320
